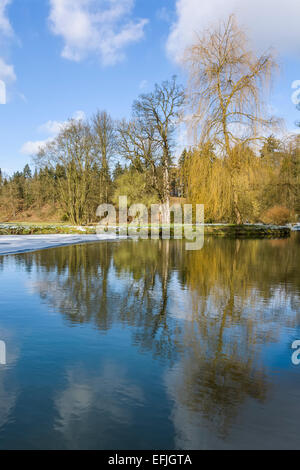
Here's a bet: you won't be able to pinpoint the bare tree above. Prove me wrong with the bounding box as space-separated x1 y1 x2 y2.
118 77 184 223
35 119 94 225
184 15 278 223
117 118 164 202
92 111 116 203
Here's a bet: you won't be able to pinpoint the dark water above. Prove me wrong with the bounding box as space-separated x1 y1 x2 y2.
0 235 300 450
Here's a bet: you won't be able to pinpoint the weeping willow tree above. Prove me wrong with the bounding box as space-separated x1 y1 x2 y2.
183 15 279 223
186 142 264 222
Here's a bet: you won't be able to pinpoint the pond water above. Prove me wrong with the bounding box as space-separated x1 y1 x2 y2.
0 235 299 450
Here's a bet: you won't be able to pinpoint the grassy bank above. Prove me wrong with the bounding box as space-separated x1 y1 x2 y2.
0 223 96 235
0 223 291 238
203 224 291 238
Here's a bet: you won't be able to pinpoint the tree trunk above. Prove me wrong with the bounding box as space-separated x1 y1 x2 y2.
233 187 242 225
162 163 171 224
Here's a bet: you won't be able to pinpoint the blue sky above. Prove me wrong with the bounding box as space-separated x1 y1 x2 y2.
0 0 299 174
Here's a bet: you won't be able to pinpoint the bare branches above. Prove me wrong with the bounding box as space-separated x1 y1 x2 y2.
183 14 280 223
92 111 116 166
35 113 116 224
118 77 184 212
184 15 279 153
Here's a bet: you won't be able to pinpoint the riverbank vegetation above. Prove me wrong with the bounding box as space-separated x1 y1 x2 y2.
0 222 291 239
0 16 299 226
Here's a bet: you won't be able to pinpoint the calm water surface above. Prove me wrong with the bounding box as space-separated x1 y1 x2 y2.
0 236 299 449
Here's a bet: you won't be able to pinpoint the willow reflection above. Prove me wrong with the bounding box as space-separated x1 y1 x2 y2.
16 236 300 439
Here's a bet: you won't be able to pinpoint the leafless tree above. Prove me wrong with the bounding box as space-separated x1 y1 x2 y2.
35 119 94 225
184 15 279 223
92 111 116 203
118 77 184 223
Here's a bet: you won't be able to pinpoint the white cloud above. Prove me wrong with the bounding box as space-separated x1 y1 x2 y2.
49 0 148 65
38 120 64 135
167 0 300 63
0 0 15 84
54 362 144 447
0 0 13 37
21 110 86 155
38 110 86 135
20 139 53 156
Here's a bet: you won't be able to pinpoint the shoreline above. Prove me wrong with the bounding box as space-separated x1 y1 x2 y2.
0 234 125 256
0 222 292 237
0 223 294 256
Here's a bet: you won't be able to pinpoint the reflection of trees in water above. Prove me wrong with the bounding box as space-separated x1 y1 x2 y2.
19 243 114 330
183 237 300 341
166 352 268 448
16 236 300 439
112 240 184 360
20 240 183 360
170 236 300 442
167 320 269 444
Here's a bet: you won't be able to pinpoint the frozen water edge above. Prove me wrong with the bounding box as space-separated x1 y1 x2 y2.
0 234 126 256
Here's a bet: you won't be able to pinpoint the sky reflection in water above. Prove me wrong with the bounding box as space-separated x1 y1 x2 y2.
0 236 299 449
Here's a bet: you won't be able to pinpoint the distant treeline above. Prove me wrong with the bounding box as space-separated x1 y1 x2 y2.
0 133 299 225
0 145 184 224
0 15 299 225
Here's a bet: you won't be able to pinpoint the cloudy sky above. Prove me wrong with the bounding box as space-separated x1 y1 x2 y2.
0 0 299 173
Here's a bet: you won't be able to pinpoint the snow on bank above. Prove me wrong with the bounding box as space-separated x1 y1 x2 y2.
0 234 124 256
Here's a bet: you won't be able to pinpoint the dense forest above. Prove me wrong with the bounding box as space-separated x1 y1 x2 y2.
0 16 299 226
